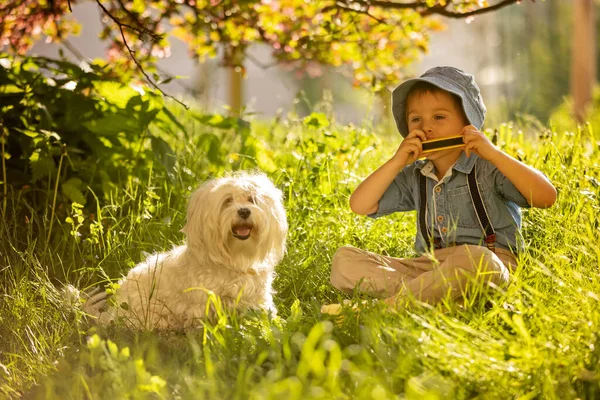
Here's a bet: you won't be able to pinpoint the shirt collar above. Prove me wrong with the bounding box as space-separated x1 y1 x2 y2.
420 160 451 182
453 152 477 174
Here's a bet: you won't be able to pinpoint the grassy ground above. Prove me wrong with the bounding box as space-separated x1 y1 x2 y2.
1 106 599 399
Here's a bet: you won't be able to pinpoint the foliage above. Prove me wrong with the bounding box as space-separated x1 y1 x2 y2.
0 53 173 207
0 53 257 226
0 0 79 53
1 97 600 398
0 0 526 90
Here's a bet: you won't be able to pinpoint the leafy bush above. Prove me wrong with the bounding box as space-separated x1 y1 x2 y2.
0 53 184 208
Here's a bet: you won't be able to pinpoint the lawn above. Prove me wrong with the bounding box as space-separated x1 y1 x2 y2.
1 103 599 399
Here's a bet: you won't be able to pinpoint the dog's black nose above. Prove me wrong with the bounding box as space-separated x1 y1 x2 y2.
238 208 251 219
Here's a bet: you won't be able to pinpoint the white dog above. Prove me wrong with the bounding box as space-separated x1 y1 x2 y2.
81 171 288 330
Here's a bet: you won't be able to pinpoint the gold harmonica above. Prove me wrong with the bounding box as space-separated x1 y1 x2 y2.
421 135 465 154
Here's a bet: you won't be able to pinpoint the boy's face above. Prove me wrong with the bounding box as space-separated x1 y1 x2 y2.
406 89 468 159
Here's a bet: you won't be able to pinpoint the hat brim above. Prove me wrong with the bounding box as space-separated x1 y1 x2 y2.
391 75 484 137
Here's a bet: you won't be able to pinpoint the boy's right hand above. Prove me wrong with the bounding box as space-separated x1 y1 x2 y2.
393 129 426 166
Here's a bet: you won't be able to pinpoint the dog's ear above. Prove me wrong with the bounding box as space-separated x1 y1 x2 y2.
182 183 206 236
268 188 288 263
250 174 288 263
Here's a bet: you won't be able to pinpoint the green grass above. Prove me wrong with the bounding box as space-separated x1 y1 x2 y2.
1 105 600 399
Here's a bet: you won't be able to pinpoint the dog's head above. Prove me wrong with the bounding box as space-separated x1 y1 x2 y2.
182 171 288 270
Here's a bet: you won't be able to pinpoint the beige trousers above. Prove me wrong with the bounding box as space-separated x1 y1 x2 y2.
330 245 517 305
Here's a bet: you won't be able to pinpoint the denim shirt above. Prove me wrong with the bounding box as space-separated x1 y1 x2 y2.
368 152 530 255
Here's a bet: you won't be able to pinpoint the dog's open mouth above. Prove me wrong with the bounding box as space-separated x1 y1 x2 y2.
232 223 253 240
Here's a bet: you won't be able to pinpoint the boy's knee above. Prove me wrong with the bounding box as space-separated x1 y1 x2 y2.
332 245 358 268
330 245 358 290
453 245 509 284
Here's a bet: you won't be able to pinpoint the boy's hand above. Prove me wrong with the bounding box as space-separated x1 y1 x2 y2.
394 129 426 166
462 125 501 162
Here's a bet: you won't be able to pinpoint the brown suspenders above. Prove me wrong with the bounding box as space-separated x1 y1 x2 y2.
419 164 496 252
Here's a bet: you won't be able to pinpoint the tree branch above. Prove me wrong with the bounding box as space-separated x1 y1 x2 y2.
325 2 387 23
94 0 162 41
154 65 197 95
421 0 522 18
117 23 189 108
323 0 423 13
324 0 522 19
114 0 163 41
94 0 188 109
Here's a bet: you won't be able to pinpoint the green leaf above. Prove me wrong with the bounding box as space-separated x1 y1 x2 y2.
198 133 223 164
0 84 24 94
92 81 140 109
158 106 186 134
253 141 277 173
85 112 142 136
98 137 114 148
193 113 248 130
62 178 86 205
40 129 61 141
303 113 330 129
30 157 56 182
150 136 175 173
131 0 146 14
237 118 251 139
15 128 38 138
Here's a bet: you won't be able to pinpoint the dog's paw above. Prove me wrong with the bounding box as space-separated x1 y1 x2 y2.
61 284 82 306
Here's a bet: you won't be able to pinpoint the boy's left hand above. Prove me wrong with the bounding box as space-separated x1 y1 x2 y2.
462 125 501 162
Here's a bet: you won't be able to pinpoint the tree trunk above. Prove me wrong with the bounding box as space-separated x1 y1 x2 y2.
228 66 243 117
570 0 596 123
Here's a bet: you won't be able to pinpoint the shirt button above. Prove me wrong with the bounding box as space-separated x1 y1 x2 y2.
437 215 444 222
435 186 442 193
441 227 448 233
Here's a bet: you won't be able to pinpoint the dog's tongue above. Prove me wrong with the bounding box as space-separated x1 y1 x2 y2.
234 226 251 236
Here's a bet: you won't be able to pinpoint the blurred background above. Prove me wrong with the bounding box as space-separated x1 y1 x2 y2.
29 0 597 128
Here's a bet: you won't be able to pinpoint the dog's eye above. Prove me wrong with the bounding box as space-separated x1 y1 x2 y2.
223 197 233 206
248 195 256 204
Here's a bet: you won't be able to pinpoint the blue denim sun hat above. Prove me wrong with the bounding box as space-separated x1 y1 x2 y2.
391 66 486 137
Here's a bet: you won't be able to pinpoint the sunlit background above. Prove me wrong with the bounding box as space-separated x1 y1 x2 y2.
30 0 594 128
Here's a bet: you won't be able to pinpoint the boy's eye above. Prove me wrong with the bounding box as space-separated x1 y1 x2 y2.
434 115 446 120
410 117 420 123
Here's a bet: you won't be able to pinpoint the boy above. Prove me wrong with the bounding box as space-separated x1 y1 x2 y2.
330 66 557 307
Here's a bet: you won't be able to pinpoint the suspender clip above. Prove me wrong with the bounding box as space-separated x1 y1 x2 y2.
485 233 496 252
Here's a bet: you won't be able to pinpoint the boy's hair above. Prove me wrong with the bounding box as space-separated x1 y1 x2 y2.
405 81 468 123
